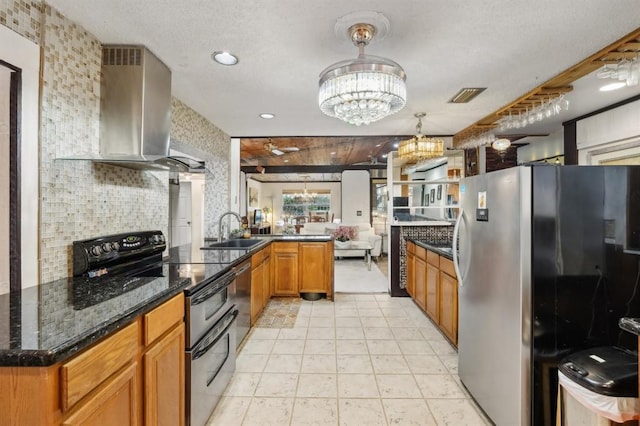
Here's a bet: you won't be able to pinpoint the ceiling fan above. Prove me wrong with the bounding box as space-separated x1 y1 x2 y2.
264 141 299 156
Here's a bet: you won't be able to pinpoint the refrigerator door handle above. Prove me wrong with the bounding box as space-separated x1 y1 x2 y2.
453 207 464 287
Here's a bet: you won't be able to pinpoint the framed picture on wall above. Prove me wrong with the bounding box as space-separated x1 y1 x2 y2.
248 187 259 207
430 188 435 203
437 184 442 200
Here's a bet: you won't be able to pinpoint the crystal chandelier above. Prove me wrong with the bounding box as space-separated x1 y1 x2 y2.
398 113 444 162
318 18 407 126
294 177 316 200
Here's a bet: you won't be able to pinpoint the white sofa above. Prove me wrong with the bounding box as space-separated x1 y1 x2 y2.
300 222 382 258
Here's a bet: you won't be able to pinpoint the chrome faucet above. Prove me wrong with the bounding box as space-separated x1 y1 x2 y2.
218 211 242 242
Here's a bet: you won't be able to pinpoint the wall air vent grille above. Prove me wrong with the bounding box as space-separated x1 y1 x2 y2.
102 46 142 67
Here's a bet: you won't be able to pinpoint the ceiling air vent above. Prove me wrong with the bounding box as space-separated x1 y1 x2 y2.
102 46 142 66
448 87 486 103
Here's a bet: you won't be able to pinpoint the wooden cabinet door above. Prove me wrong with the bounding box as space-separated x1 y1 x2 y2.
406 244 415 298
425 263 439 321
299 242 327 293
143 323 185 426
251 262 264 325
272 243 299 296
62 363 139 426
263 253 271 307
439 271 458 346
414 257 426 311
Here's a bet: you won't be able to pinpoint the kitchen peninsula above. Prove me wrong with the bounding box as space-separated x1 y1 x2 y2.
0 234 333 425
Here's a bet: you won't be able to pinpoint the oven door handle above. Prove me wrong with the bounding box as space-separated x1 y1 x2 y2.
192 308 238 361
191 270 236 305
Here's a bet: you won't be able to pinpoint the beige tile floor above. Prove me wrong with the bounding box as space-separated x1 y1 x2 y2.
208 293 494 426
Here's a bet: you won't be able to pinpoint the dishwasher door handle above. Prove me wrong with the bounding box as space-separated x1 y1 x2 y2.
234 263 251 275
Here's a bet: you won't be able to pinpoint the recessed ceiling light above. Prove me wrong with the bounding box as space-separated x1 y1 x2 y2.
330 152 336 155
375 143 381 147
212 51 238 66
382 154 388 158
259 113 275 119
284 159 289 163
600 82 626 91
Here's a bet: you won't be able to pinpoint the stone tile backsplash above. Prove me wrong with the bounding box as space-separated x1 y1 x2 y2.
1 1 230 282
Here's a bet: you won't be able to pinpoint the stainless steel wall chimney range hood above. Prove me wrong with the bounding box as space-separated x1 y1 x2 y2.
58 45 204 172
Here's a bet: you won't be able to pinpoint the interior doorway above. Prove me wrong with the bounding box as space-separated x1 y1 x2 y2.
169 173 205 248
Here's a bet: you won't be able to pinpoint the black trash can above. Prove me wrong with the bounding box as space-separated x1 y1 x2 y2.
558 346 639 425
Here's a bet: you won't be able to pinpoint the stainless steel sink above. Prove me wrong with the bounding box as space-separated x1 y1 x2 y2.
204 239 264 249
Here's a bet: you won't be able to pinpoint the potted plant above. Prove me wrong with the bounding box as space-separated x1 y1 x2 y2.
334 226 356 249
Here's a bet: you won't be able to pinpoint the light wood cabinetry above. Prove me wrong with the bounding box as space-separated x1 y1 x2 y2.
406 246 458 347
263 250 271 308
272 242 300 297
270 241 333 299
0 293 185 426
62 362 139 426
143 323 185 426
61 321 139 412
439 257 458 346
299 242 329 294
406 242 415 297
251 246 271 325
425 250 440 322
414 255 427 312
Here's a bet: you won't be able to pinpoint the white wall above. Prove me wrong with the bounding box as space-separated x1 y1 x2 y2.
230 138 240 212
0 66 9 294
517 130 564 163
576 99 640 164
341 170 370 223
0 25 39 289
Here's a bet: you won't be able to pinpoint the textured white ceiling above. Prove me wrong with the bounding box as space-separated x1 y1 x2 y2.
47 0 640 139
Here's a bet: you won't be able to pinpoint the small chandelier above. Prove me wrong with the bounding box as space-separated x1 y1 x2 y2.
295 177 316 200
492 138 511 152
318 14 407 126
398 113 444 162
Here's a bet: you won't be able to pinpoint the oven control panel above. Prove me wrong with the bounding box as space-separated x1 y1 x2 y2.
73 230 166 276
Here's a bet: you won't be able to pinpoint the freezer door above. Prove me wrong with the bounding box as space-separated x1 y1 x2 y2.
457 166 532 426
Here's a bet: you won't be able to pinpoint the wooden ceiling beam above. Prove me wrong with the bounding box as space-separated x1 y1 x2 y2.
240 164 387 174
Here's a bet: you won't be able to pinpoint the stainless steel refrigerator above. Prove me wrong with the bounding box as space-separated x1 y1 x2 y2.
453 165 640 426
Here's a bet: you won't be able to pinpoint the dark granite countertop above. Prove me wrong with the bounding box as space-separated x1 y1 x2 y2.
410 239 454 260
0 264 189 367
619 318 640 336
2 235 335 367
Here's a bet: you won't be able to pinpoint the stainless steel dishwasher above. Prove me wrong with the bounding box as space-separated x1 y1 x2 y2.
233 259 251 349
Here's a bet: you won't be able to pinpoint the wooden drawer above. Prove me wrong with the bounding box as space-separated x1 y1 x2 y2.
440 256 456 277
272 242 298 253
61 321 139 411
427 250 440 267
251 248 265 268
415 245 426 261
144 293 184 346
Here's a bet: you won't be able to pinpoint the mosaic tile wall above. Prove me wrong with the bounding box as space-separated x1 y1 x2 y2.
170 98 231 238
0 0 43 44
398 225 454 289
1 2 231 282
